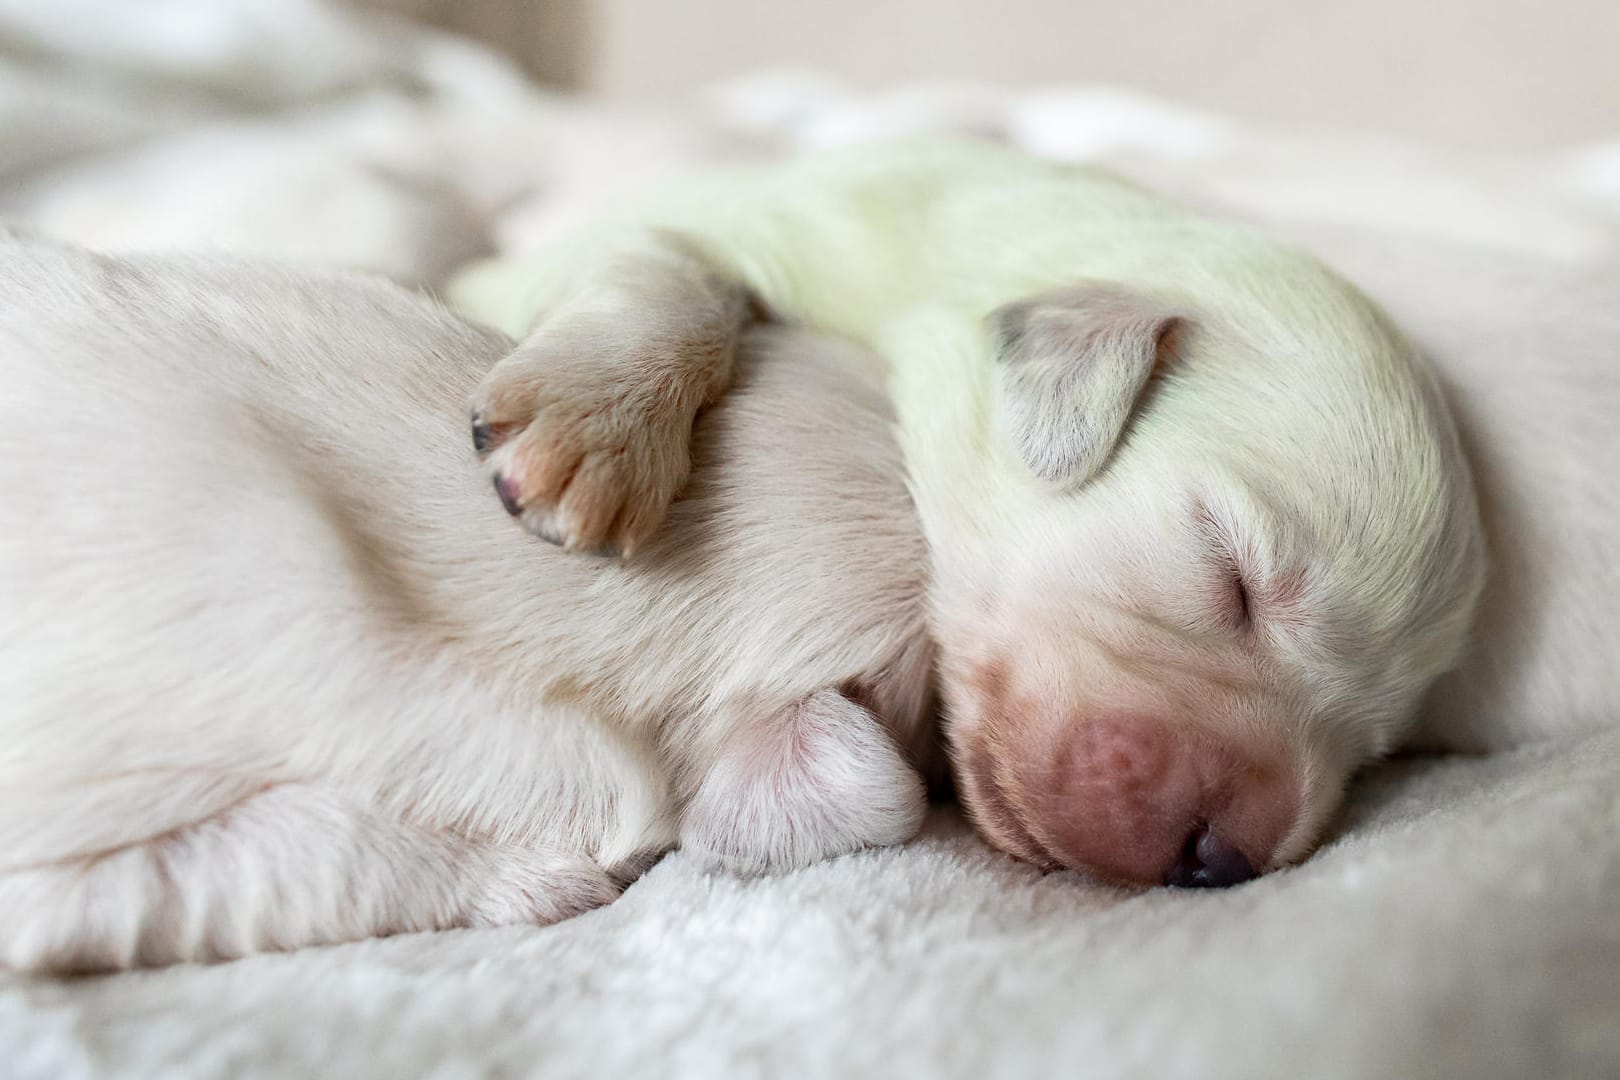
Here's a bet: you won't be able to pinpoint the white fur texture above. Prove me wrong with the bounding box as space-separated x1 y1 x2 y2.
680 689 927 874
0 232 934 971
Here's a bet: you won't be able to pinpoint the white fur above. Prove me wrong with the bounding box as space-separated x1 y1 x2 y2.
458 138 1485 881
1261 220 1620 750
0 230 934 972
680 689 926 875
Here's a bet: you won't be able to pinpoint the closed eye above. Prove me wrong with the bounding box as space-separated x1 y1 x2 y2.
1190 493 1256 632
1228 559 1254 630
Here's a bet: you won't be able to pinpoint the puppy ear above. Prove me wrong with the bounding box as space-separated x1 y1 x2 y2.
991 284 1185 487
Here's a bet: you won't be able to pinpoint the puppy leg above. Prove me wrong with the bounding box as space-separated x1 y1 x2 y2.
680 689 927 874
0 783 617 973
470 230 754 555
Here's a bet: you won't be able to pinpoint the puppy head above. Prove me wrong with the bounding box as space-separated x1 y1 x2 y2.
931 265 1484 887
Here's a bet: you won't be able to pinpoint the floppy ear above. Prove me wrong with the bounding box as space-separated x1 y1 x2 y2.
991 283 1185 487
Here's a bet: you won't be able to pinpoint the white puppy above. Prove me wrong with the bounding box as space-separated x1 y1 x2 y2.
458 138 1486 888
0 229 933 972
1 136 1487 970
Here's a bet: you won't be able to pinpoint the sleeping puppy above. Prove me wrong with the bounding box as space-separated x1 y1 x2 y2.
0 229 933 972
457 138 1486 888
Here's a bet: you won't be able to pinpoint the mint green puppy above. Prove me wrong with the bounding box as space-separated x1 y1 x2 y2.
454 138 1484 887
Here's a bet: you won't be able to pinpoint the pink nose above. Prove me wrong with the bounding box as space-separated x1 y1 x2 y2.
1034 715 1295 887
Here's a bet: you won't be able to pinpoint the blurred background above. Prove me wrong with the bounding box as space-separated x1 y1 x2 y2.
358 0 1620 150
4 0 1615 289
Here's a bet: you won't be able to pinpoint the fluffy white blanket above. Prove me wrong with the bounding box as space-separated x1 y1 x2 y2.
2 4 1616 1077
5 731 1617 1079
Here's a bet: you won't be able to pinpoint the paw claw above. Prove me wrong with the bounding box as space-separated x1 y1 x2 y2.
493 473 524 517
472 382 691 557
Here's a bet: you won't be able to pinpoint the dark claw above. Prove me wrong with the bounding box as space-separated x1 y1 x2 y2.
493 473 524 517
471 412 494 455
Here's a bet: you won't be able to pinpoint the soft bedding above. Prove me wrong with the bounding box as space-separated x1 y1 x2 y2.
1 3 1616 1078
5 731 1618 1080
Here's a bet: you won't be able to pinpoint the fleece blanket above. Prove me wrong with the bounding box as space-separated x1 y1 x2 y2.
1 4 1617 1078
3 730 1617 1080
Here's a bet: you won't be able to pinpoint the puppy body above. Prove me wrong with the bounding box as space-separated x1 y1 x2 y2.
458 138 1485 884
0 231 933 970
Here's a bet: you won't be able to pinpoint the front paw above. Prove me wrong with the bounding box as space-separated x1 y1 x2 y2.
470 350 697 557
680 690 928 875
